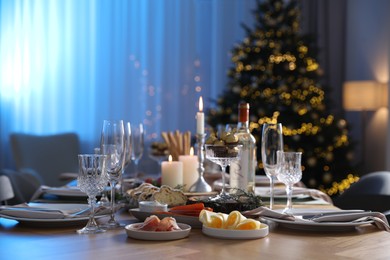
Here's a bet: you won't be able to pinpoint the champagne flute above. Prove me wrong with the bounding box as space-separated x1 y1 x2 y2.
100 120 125 229
276 151 302 214
131 123 144 180
261 123 283 209
121 122 132 194
205 144 242 197
95 147 110 207
77 154 108 234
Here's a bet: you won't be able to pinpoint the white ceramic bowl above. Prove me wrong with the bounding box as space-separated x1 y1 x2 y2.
138 201 168 212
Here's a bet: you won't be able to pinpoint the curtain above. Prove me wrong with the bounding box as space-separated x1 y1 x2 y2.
0 0 257 168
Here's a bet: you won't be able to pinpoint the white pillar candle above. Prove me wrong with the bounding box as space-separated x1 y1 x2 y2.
196 96 204 134
161 155 183 188
179 147 198 191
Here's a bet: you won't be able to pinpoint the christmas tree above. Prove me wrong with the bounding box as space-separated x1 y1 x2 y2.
207 0 359 196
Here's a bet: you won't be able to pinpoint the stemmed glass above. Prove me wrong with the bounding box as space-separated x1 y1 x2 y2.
261 123 283 209
121 122 132 194
276 151 302 214
122 122 132 176
100 120 125 229
94 147 110 207
131 123 144 179
205 144 242 197
77 154 108 234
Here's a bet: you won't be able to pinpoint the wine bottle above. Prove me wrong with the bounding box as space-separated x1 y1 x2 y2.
229 103 256 194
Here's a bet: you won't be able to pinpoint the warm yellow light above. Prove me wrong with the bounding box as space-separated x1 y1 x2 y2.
343 81 388 111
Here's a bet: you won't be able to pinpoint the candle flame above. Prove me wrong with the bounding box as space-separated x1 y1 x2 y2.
168 155 172 162
190 147 194 156
199 96 203 112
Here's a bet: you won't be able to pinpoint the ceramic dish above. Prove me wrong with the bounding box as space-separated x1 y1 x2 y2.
0 203 107 227
261 216 373 232
255 187 310 199
125 223 191 240
129 208 202 228
202 224 269 240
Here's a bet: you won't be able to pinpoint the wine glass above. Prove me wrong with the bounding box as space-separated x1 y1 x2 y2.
100 120 125 229
205 144 242 197
261 123 283 209
276 151 302 214
77 154 108 234
131 123 144 179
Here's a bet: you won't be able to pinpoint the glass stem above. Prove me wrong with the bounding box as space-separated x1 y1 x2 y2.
109 180 117 221
220 165 226 195
269 177 275 210
286 184 293 212
87 196 97 227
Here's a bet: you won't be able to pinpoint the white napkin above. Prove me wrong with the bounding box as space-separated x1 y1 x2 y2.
242 206 295 220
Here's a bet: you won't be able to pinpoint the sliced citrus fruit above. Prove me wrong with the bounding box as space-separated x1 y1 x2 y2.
234 219 261 230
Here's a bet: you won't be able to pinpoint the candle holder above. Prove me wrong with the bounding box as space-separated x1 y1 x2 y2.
189 133 212 192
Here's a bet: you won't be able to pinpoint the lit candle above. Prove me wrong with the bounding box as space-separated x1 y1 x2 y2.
179 147 198 191
161 155 183 188
196 96 204 134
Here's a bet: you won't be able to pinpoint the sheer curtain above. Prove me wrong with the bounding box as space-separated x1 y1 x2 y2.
0 0 256 168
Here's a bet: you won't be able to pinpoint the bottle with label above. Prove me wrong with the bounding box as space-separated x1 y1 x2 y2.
229 103 257 194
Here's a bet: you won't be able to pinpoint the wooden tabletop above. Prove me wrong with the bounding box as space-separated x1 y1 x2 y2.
1 204 390 260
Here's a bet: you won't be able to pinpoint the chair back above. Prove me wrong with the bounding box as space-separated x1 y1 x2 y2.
10 133 80 187
0 175 14 204
334 171 390 212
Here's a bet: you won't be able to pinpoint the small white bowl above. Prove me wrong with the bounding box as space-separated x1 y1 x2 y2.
138 201 168 212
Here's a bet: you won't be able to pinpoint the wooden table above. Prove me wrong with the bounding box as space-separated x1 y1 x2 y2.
1 204 390 260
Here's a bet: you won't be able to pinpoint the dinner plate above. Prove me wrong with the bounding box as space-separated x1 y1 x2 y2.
202 224 269 240
261 216 374 232
129 208 202 228
255 187 310 199
0 203 106 227
125 223 191 240
42 186 87 197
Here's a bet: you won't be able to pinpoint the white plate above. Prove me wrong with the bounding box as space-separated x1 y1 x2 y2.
125 223 191 240
261 216 374 232
255 175 283 186
42 186 86 197
255 187 310 199
202 224 269 239
0 203 106 227
129 208 202 228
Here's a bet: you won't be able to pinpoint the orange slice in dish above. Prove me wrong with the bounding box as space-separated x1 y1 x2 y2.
226 210 247 229
235 219 261 230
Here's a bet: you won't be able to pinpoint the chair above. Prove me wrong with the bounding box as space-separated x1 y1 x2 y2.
0 169 42 204
333 171 390 212
0 175 14 205
10 132 80 187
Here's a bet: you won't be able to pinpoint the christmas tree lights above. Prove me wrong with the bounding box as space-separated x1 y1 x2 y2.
207 0 359 196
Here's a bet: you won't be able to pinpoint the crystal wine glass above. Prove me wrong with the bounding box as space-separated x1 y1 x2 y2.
100 120 125 229
77 154 108 234
261 123 283 209
276 151 302 214
205 144 242 197
131 123 144 179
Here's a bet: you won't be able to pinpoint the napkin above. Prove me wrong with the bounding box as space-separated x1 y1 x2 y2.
308 211 390 232
242 206 295 221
